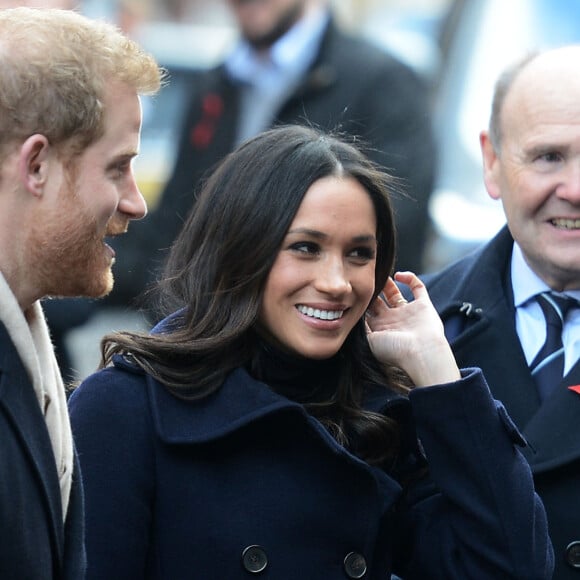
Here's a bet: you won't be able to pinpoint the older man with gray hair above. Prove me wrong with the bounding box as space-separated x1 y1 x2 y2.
420 45 580 579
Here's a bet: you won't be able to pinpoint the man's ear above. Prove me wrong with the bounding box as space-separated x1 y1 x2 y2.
480 130 502 201
18 134 51 197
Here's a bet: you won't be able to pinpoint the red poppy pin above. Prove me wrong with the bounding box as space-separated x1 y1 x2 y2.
190 93 224 150
202 93 223 118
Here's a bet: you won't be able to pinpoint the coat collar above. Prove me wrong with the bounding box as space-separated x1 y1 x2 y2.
425 226 514 317
126 358 407 510
141 318 306 444
144 365 305 445
115 354 407 447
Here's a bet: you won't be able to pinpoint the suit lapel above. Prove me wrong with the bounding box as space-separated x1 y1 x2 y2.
521 358 580 472
0 326 63 563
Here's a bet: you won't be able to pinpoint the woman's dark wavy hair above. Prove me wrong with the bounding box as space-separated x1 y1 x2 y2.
102 125 412 465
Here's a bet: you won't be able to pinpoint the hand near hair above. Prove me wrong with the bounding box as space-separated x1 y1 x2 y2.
366 272 461 388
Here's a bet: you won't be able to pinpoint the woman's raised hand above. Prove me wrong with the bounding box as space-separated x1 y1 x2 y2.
366 272 460 387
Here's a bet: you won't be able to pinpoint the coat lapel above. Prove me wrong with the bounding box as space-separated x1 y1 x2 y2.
0 324 63 562
427 228 542 428
521 359 580 472
449 305 542 428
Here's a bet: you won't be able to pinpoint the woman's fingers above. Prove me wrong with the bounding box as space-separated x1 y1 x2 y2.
381 277 408 307
393 271 427 302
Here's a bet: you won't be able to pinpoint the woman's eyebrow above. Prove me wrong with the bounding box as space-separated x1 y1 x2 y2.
287 228 376 244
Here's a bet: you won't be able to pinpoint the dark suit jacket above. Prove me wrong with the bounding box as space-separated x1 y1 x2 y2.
420 225 580 578
111 15 436 306
0 322 85 579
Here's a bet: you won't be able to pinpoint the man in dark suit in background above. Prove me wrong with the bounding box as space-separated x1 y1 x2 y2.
112 0 436 307
418 46 580 579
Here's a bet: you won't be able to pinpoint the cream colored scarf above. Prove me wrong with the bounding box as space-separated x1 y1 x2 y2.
0 272 73 520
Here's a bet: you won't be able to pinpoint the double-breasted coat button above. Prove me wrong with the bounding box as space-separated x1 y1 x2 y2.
242 545 268 574
566 541 580 568
343 551 367 578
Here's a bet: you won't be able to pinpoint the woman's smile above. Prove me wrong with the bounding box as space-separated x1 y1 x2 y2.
296 304 346 321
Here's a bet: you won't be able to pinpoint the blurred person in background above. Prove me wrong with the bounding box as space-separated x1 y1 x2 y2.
111 0 437 312
0 7 162 578
414 46 580 579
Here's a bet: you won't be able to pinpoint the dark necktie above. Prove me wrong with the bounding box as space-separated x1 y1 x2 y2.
530 292 577 401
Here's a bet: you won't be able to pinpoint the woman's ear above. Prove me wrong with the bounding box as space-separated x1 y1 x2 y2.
18 134 51 197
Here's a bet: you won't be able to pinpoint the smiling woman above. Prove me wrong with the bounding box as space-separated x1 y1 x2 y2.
68 125 553 579
260 175 377 360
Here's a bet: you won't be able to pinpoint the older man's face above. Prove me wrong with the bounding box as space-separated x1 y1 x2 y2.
481 47 580 291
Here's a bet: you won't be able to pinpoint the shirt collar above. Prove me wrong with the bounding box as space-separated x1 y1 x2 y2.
511 241 580 306
225 6 328 86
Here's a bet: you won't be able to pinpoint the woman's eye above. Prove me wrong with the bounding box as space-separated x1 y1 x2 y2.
349 247 375 260
289 241 319 255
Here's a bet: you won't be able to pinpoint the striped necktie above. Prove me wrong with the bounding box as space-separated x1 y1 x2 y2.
530 292 577 401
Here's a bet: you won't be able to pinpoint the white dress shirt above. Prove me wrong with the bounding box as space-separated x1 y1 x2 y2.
511 242 580 375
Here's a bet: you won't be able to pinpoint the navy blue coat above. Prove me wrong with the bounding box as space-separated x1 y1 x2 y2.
0 322 85 579
420 225 580 578
69 351 552 579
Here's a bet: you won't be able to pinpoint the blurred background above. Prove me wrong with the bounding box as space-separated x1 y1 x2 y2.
23 0 580 378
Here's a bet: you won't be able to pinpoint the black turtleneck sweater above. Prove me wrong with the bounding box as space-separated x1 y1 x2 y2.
248 341 342 407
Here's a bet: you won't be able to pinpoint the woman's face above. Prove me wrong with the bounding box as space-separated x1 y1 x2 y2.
260 175 378 359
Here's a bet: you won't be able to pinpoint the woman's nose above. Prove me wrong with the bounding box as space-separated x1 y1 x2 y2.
314 258 351 294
